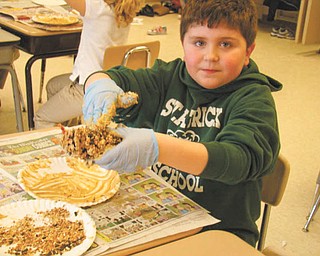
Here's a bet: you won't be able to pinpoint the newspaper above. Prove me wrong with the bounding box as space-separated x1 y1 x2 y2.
0 129 219 255
0 0 38 9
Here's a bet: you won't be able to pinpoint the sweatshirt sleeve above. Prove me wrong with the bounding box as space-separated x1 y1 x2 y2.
201 85 280 185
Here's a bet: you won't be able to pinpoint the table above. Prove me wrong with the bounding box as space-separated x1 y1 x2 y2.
0 10 81 130
0 128 218 255
105 228 201 256
132 230 265 256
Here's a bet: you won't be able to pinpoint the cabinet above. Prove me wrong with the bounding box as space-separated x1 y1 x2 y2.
295 0 320 44
255 0 320 45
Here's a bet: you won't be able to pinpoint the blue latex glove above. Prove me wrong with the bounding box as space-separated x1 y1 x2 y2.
95 127 159 172
83 78 124 123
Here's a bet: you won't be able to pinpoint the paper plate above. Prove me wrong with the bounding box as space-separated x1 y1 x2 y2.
32 0 67 6
0 199 96 255
18 157 120 207
32 14 79 26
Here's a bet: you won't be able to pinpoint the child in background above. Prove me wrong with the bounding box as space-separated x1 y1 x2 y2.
83 0 282 247
34 0 140 129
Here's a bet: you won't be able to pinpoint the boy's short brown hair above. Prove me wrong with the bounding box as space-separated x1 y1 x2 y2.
180 0 258 47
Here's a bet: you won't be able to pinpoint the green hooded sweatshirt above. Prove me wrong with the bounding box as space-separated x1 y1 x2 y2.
105 58 282 246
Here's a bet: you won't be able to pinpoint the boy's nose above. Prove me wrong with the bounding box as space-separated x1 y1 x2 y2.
205 47 219 62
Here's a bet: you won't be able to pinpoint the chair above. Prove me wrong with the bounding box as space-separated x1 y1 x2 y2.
103 40 160 70
302 170 320 232
0 29 26 132
257 154 290 252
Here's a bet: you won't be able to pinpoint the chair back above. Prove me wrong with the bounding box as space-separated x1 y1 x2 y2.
261 154 290 206
257 154 290 251
103 41 160 70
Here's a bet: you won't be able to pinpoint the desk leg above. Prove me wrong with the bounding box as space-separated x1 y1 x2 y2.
38 59 46 103
25 56 37 130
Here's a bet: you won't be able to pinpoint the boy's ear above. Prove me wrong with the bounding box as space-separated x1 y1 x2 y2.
245 42 256 65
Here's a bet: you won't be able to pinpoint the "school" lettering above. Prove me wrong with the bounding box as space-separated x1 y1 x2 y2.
153 163 203 193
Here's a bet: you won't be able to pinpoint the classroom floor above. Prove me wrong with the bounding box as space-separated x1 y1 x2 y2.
1 12 320 256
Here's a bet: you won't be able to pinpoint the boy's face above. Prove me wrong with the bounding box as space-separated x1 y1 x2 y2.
182 22 255 89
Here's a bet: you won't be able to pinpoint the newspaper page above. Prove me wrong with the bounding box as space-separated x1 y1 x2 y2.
0 0 38 9
0 129 219 255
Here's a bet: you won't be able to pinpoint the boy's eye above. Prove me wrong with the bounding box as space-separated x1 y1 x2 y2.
220 41 231 47
195 41 205 47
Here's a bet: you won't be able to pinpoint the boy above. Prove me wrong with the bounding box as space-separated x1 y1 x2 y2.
83 0 282 247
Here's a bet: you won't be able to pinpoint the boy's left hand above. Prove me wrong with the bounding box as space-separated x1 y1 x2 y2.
83 78 124 123
95 127 159 172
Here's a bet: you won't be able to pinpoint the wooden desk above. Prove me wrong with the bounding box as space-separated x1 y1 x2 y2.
0 13 81 130
133 230 265 256
105 228 201 256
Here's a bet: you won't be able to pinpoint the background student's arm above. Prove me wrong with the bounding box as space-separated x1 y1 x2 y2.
155 133 208 176
64 0 86 16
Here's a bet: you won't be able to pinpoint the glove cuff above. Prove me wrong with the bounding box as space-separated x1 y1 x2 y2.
150 131 159 164
84 77 123 96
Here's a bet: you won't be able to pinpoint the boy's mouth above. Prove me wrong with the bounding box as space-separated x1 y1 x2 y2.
201 68 218 74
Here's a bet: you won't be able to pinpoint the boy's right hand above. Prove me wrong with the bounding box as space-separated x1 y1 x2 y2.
83 78 124 123
95 127 159 172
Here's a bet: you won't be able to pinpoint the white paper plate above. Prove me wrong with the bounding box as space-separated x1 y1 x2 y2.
32 14 79 26
18 157 120 207
0 199 96 255
32 0 67 6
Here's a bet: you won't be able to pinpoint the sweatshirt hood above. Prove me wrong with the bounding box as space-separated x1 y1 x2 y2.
235 59 283 93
